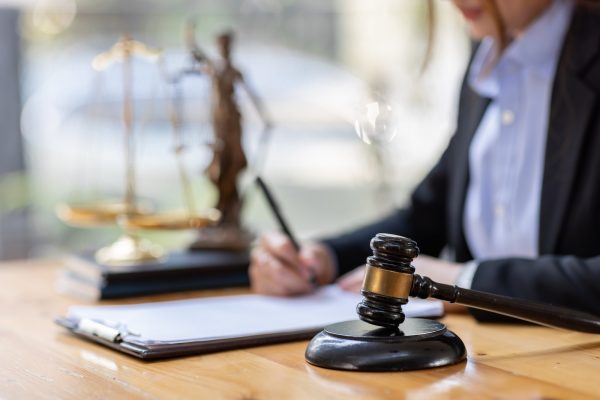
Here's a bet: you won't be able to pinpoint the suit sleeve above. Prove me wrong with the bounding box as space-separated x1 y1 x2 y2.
470 256 600 318
322 138 454 276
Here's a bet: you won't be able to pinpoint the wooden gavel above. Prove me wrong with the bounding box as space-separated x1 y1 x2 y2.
358 233 600 333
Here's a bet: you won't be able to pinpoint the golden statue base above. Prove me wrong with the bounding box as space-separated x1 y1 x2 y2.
95 234 165 267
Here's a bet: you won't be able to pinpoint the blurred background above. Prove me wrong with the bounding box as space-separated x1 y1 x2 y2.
0 0 471 261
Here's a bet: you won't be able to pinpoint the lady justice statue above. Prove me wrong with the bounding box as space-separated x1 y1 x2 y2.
186 25 271 251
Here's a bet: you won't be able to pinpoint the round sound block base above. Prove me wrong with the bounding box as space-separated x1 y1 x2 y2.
305 318 466 372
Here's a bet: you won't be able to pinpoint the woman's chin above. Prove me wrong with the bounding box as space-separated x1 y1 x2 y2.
466 25 490 40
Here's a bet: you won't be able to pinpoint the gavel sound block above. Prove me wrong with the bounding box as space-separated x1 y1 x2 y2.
305 233 600 372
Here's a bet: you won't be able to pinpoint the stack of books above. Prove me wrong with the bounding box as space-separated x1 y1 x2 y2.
57 250 250 300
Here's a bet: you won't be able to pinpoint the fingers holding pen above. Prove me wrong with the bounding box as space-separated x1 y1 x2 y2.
250 248 313 295
259 233 305 272
249 245 313 296
298 243 336 286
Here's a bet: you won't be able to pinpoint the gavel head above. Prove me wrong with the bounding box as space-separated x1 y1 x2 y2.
356 233 419 328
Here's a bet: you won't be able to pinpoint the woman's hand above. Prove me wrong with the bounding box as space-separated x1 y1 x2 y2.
412 255 464 285
249 232 336 296
336 265 366 293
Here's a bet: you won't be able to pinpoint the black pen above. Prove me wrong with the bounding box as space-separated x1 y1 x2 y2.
255 176 319 286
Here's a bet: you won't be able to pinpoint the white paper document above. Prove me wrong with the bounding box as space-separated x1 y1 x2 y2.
67 285 443 344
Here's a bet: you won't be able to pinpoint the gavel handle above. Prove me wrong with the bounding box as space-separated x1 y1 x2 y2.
410 274 600 333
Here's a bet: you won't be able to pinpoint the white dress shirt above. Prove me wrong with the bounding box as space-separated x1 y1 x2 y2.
458 0 574 288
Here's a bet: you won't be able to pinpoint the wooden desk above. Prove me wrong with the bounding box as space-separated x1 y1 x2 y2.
1 260 599 399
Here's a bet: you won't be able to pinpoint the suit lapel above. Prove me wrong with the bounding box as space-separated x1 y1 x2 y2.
539 8 600 254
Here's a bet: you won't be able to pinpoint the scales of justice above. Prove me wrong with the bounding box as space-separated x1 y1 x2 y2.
57 27 269 267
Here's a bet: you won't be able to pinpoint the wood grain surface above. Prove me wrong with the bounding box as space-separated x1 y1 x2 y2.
1 260 599 399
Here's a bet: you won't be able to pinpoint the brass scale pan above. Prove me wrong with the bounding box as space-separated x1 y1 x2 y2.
56 201 220 230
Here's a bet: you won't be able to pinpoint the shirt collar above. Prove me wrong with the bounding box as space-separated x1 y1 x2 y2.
469 0 574 98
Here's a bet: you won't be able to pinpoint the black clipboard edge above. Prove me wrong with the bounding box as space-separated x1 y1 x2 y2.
55 316 321 360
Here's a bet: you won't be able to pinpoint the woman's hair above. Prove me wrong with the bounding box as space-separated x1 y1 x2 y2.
422 0 507 70
482 0 508 52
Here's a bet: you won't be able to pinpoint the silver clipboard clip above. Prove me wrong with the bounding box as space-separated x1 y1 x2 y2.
76 318 140 343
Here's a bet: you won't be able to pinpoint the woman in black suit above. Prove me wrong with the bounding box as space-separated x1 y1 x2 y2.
249 0 600 317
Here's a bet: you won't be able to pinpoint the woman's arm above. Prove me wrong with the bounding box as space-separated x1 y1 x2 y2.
471 255 600 318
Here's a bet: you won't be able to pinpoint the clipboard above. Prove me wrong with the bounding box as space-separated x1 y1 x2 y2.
56 285 444 359
55 316 323 359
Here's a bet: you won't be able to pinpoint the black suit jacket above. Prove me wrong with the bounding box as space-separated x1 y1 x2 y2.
324 6 600 318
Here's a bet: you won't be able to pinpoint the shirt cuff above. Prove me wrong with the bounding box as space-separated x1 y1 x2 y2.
455 260 479 289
